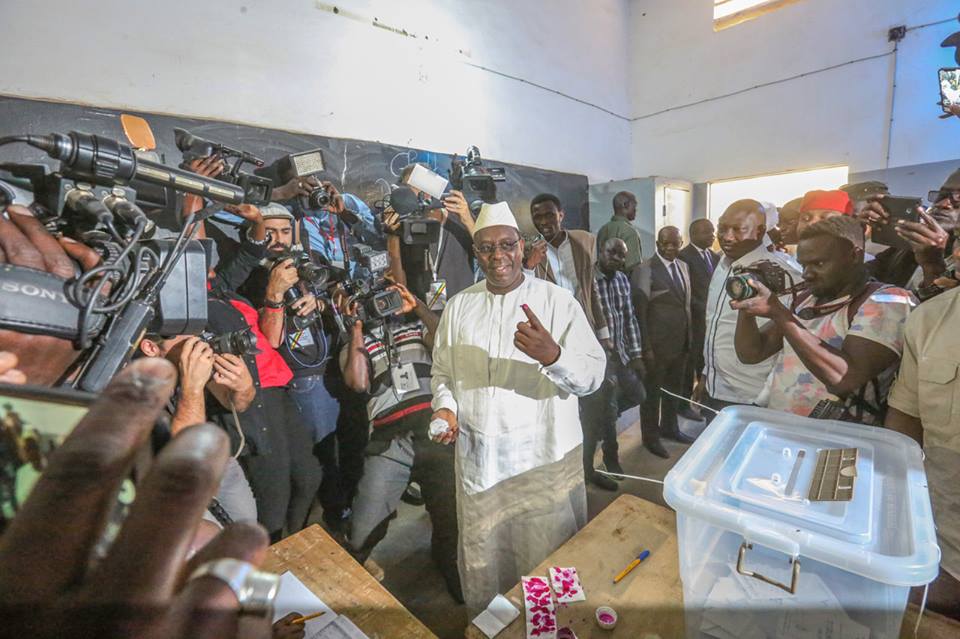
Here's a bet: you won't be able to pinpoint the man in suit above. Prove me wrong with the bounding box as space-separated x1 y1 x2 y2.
525 193 609 341
678 219 719 419
633 226 695 458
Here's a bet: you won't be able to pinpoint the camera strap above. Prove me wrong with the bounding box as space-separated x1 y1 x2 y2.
0 264 106 341
427 217 448 281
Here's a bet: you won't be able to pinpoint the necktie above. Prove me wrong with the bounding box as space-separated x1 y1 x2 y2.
670 261 685 295
702 249 714 274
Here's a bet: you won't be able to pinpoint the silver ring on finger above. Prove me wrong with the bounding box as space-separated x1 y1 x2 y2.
188 558 280 617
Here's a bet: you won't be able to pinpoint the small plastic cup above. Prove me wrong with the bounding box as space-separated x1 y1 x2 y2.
595 606 618 630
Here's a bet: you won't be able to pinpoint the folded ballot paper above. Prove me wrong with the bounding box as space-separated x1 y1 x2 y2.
473 594 521 638
272 571 369 639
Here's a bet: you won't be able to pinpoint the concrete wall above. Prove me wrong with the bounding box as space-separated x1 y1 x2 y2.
0 0 633 184
628 0 960 183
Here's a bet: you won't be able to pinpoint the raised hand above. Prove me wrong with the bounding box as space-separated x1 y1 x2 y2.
514 304 561 366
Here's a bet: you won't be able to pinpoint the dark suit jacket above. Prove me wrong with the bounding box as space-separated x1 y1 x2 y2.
678 244 720 341
631 255 692 361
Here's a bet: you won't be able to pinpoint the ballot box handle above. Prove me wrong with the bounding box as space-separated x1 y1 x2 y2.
735 541 801 595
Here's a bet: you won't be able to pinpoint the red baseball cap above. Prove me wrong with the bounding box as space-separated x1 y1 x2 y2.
799 190 853 215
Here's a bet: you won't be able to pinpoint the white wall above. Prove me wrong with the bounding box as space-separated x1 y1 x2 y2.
628 0 960 183
0 0 632 183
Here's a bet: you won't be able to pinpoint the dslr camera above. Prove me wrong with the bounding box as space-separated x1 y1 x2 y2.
263 247 331 330
201 327 259 357
260 149 333 210
449 146 506 216
174 128 273 206
725 260 794 301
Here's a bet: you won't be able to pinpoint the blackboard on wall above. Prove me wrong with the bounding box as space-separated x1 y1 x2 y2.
0 95 590 234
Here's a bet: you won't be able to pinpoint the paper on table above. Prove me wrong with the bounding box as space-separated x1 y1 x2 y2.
313 615 368 639
522 576 557 639
272 571 337 633
473 594 521 638
549 567 586 603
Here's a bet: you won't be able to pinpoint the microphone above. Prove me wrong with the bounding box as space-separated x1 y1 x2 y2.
17 131 246 205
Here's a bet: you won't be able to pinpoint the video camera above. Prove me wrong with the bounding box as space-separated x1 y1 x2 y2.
725 260 800 301
387 185 442 246
0 130 237 391
341 243 403 326
174 128 273 206
201 327 259 357
449 146 506 216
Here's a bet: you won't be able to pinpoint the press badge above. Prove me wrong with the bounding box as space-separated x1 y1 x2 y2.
391 362 420 395
427 278 447 311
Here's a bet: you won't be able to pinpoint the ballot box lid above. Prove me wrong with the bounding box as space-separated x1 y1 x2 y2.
663 405 940 586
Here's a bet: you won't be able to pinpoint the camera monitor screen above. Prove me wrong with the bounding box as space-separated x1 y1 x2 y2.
939 68 960 111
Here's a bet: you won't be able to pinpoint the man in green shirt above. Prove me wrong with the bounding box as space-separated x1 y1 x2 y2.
597 191 643 272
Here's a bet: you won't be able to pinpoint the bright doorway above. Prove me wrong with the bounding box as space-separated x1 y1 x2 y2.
707 165 849 223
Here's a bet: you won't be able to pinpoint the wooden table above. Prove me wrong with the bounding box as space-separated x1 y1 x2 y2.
263 524 438 639
465 494 684 638
463 495 960 639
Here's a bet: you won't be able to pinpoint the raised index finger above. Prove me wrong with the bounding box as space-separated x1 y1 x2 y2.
520 304 544 329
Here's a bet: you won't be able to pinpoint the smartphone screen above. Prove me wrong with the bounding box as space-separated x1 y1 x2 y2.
0 385 139 554
940 68 960 111
872 196 922 250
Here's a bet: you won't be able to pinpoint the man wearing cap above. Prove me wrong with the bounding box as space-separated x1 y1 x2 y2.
796 189 854 236
430 201 605 614
732 216 914 423
701 200 801 417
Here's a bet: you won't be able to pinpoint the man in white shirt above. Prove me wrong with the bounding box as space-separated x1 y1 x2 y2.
700 199 801 418
430 202 605 615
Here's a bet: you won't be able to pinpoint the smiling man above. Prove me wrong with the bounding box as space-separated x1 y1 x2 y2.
429 201 605 615
732 216 914 422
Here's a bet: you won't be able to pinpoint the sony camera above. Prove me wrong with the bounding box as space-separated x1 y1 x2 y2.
449 146 506 216
201 327 259 357
342 243 403 325
174 128 273 206
725 260 794 301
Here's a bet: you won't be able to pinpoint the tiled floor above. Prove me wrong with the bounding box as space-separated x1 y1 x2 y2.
331 409 706 638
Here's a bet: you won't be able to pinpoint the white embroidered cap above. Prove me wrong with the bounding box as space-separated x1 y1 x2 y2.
473 201 519 237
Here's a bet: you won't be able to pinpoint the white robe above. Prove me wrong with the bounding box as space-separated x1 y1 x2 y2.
431 275 605 612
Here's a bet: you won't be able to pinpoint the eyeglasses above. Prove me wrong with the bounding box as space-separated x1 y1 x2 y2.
475 238 521 255
928 190 960 205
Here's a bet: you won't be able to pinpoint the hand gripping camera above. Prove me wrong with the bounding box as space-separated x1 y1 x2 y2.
725 260 797 301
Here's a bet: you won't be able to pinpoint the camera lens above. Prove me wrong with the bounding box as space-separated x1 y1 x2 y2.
725 275 756 301
297 262 329 286
307 187 331 210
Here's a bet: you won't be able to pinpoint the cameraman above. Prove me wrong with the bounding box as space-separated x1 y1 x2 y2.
137 334 258 522
732 216 914 423
701 200 801 418
337 280 462 602
385 163 477 304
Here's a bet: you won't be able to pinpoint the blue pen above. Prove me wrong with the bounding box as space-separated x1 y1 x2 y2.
613 549 651 584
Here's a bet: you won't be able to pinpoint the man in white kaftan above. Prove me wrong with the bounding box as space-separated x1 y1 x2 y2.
430 201 606 614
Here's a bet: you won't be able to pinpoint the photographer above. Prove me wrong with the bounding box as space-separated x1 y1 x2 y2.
183 185 322 542
858 170 960 295
137 334 258 523
732 216 914 423
385 163 477 304
701 200 801 417
337 280 462 602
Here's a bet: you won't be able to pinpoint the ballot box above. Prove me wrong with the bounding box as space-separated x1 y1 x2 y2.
663 406 940 639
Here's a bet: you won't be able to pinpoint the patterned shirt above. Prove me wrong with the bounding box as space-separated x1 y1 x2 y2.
766 285 915 423
595 269 643 364
363 319 433 426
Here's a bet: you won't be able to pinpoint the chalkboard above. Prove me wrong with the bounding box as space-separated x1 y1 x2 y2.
0 95 589 234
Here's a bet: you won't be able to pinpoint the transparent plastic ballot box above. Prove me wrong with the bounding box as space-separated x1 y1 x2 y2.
662 406 940 639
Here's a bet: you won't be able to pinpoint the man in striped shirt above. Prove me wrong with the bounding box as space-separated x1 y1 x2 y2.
338 282 462 602
581 238 646 490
